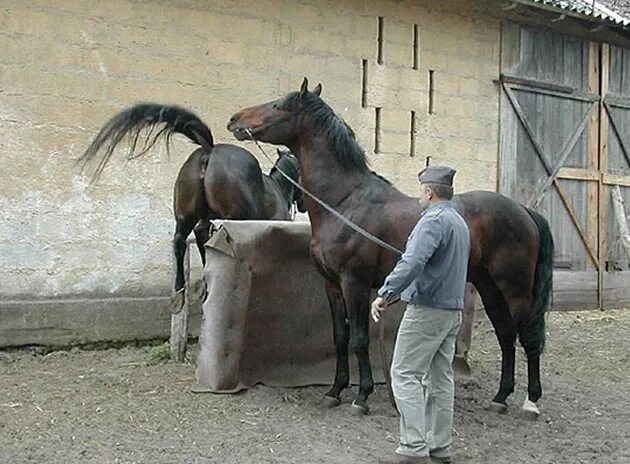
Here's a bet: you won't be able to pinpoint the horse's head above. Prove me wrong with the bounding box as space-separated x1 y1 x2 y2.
227 77 322 146
270 148 307 213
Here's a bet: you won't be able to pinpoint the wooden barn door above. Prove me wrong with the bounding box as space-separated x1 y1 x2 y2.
499 24 601 309
601 45 630 308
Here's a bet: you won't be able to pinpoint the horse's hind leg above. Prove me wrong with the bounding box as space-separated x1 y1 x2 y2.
475 275 517 412
172 216 197 313
515 306 543 419
494 277 543 419
191 217 212 303
193 217 212 266
341 278 374 415
322 279 350 408
521 349 542 419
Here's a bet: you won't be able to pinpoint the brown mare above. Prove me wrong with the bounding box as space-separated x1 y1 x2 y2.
80 103 304 310
227 79 554 417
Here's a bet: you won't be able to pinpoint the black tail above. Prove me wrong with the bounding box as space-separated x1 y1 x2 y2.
79 103 214 181
521 208 555 357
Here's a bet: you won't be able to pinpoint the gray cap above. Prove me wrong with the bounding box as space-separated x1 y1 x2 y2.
417 165 456 186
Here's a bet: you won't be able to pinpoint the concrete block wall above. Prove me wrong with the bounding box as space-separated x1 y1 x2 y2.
0 0 500 343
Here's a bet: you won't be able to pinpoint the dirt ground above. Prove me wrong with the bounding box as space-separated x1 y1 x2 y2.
1 309 629 464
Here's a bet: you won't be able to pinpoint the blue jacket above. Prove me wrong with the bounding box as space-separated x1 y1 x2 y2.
377 201 470 309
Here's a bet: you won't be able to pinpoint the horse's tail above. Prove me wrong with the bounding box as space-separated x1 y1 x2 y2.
79 103 214 181
520 207 555 357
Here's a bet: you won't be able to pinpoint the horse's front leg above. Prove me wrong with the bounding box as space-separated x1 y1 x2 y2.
454 283 476 376
341 278 374 415
322 279 350 408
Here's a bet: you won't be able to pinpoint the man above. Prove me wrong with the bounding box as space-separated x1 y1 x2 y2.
372 165 470 464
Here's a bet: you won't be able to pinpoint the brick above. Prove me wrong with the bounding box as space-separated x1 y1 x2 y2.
385 20 413 46
385 43 414 68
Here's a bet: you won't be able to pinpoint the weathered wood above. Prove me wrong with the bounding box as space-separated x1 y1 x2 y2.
604 102 630 169
498 23 521 196
528 101 596 208
504 81 599 102
599 44 611 309
602 173 630 187
557 167 599 181
587 42 600 262
170 240 191 362
605 93 630 110
499 73 574 94
611 185 630 260
503 85 599 268
552 271 599 310
603 271 630 308
500 22 521 74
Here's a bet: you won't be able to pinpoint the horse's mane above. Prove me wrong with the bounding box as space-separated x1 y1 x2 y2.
370 171 392 185
296 93 370 172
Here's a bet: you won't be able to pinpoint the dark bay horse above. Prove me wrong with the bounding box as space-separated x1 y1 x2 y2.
80 103 304 310
227 78 554 417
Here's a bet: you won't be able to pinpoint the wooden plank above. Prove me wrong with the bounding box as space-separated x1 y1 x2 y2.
557 167 599 181
529 101 597 208
587 42 600 268
500 22 521 75
611 185 630 260
552 270 599 310
505 82 599 102
604 102 630 169
499 73 574 93
503 85 554 172
605 93 630 110
599 43 611 309
503 86 599 268
602 172 630 187
555 184 599 269
0 296 202 348
603 271 630 308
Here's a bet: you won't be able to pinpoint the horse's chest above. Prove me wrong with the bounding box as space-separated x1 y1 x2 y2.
309 239 343 281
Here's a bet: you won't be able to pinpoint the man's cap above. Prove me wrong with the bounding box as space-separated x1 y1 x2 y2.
417 165 456 186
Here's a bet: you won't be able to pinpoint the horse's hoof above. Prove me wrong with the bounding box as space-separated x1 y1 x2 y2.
453 355 472 377
321 395 341 408
350 400 369 416
169 290 185 314
521 396 540 420
488 401 508 414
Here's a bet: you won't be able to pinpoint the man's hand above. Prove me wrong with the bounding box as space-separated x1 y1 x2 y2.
371 296 388 323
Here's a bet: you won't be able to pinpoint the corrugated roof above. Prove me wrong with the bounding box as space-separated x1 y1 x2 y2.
599 0 630 18
525 0 630 27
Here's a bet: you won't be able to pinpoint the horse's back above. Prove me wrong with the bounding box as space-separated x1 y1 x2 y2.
455 190 534 229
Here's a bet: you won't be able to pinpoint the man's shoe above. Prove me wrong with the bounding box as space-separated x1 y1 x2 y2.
430 455 453 464
378 452 432 463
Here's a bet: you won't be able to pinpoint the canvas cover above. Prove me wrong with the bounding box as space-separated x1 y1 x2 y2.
191 220 406 393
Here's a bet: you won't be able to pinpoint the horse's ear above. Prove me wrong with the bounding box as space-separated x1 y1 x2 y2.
313 83 322 96
300 77 309 96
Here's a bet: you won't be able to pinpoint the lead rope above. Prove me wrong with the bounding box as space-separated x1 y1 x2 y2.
245 129 403 255
246 128 400 414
